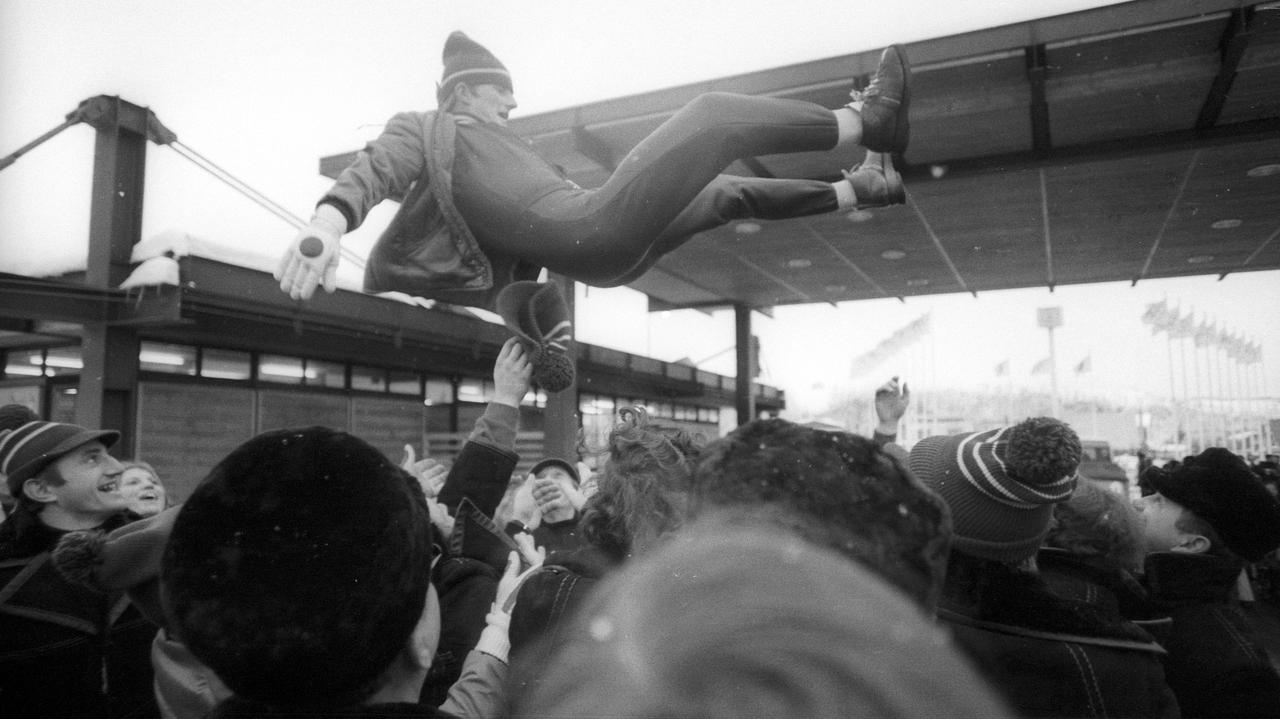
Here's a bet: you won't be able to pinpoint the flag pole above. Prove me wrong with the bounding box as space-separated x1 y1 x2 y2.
1166 332 1178 451
1192 333 1204 452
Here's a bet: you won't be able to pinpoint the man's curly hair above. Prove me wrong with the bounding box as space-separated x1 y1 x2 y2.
579 407 705 560
690 419 952 609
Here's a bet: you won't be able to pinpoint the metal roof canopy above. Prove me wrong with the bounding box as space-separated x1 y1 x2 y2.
322 0 1280 312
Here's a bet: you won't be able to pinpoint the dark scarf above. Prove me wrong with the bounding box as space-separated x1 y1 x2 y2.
210 697 443 718
0 507 129 560
942 550 1157 643
1037 547 1157 620
1142 551 1244 607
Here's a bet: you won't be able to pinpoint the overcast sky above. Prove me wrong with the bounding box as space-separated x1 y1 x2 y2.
2 0 1276 416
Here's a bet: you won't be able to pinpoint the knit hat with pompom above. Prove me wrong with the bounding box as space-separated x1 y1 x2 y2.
908 417 1081 563
437 31 512 104
495 280 575 392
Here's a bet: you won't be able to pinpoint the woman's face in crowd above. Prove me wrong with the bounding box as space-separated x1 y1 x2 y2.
120 466 166 517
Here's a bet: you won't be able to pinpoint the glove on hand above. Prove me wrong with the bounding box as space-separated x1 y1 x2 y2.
275 203 346 300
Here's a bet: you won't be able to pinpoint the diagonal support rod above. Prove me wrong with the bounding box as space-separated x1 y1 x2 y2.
1133 149 1200 285
907 190 974 297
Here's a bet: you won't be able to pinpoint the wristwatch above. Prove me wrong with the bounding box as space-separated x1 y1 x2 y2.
504 520 532 538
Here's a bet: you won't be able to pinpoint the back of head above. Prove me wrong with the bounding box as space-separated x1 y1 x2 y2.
1143 446 1280 562
0 404 38 505
511 517 1012 719
690 419 951 608
0 403 38 432
1045 480 1145 572
909 417 1081 565
161 426 434 709
579 407 704 559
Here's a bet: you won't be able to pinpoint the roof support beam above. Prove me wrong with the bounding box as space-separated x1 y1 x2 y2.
542 274 579 461
1220 223 1280 280
907 192 975 298
803 222 899 302
732 253 815 305
1039 169 1056 291
84 96 154 289
1196 6 1253 131
734 303 755 425
898 118 1280 183
1025 44 1053 157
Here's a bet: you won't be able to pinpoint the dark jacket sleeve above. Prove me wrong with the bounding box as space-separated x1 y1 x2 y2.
509 564 597 666
321 111 433 230
437 402 520 517
420 555 501 708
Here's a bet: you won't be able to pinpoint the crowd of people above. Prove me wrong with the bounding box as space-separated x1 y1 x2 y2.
3 340 1280 719
5 29 1280 719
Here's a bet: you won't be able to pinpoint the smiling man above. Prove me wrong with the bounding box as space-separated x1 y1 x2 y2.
0 421 158 718
278 32 913 311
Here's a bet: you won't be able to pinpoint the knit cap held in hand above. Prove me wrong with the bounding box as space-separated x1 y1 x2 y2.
495 280 575 392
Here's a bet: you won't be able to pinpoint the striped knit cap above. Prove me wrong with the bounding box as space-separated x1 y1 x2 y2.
437 31 512 104
908 417 1080 563
495 280 575 392
1 421 120 494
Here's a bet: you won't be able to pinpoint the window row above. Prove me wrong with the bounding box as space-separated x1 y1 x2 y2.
2 344 548 407
579 392 720 425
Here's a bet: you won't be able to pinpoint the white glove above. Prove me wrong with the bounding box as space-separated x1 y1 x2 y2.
474 551 541 663
275 203 346 300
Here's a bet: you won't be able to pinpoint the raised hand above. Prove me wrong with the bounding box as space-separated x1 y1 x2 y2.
275 204 346 300
493 337 533 407
874 375 910 433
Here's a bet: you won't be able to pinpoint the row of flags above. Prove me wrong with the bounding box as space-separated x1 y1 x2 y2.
994 356 1091 377
848 313 932 379
1141 299 1263 363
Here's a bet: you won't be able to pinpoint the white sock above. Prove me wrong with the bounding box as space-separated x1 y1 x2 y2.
834 106 862 145
833 178 857 209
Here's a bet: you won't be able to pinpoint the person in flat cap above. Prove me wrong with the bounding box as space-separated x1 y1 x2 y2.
909 417 1180 719
1134 447 1280 718
277 32 913 313
511 456 586 555
161 426 525 718
0 420 158 718
508 406 705 689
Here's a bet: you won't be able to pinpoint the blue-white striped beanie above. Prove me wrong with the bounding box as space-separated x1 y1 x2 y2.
908 417 1081 563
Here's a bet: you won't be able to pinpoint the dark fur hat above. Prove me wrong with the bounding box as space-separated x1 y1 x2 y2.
161 427 435 709
691 419 952 610
1145 447 1280 562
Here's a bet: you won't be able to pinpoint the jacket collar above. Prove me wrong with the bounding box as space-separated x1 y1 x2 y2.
941 554 1157 645
1142 551 1244 605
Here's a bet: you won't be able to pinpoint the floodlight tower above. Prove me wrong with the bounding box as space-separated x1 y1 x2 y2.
1038 306 1063 418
